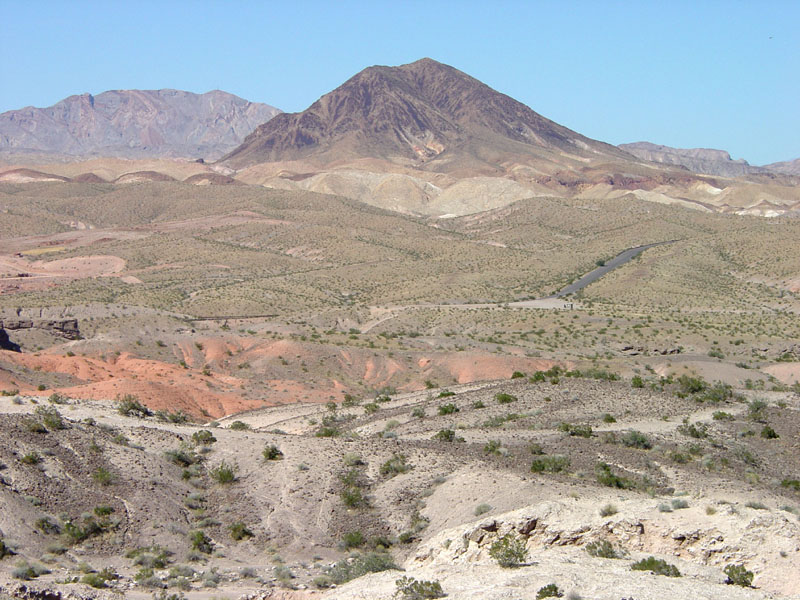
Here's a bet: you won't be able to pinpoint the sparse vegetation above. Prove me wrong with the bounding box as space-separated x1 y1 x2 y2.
630 556 681 577
488 534 528 568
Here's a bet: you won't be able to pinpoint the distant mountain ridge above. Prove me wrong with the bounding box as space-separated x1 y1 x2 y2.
0 89 280 161
222 58 629 170
618 142 769 177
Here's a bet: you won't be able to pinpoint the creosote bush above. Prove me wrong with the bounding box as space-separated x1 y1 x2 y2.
116 395 152 418
263 444 283 460
325 552 397 584
488 534 528 568
724 564 754 587
536 583 563 599
229 522 254 541
395 576 446 599
209 461 237 484
380 453 410 477
630 556 681 577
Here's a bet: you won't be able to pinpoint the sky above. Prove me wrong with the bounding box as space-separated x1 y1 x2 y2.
1 0 798 165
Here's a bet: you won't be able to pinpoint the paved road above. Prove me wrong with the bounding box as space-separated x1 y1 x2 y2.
546 240 676 299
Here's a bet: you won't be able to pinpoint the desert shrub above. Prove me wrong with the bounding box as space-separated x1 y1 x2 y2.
595 463 634 489
156 410 189 424
745 501 767 510
363 402 379 415
12 560 50 580
536 583 563 599
558 423 592 438
229 522 253 541
601 413 617 423
671 499 689 510
530 455 570 473
747 399 767 422
48 393 67 404
35 517 61 535
342 531 364 549
631 556 680 577
411 407 426 418
585 539 625 558
437 403 458 415
263 444 283 460
189 530 213 554
116 395 152 418
82 567 117 588
631 375 644 388
395 576 446 599
192 430 216 445
598 504 618 517
92 466 114 486
20 452 41 465
229 421 250 430
712 411 734 421
621 430 651 449
209 461 237 484
316 426 340 437
343 453 365 467
380 453 410 477
677 421 708 439
0 538 15 559
35 406 65 430
484 440 502 455
313 575 334 588
474 503 492 516
341 486 365 508
24 419 48 434
432 428 463 442
326 551 397 584
94 505 114 517
724 564 754 587
471 400 485 409
164 448 201 468
127 546 172 569
495 393 517 404
529 442 545 455
760 425 779 439
658 503 673 513
781 479 800 491
489 534 527 568
677 375 706 395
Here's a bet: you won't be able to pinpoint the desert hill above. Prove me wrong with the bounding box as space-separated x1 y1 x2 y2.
0 89 280 161
222 58 631 172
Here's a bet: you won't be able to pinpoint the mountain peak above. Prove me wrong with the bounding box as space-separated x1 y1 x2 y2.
222 58 624 170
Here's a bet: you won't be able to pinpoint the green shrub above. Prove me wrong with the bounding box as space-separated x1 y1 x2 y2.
760 425 779 439
484 440 502 455
20 452 41 465
495 393 517 404
189 530 213 554
595 463 634 489
395 576 445 599
116 395 152 418
229 421 250 430
437 403 458 415
92 466 114 486
677 421 708 439
437 390 455 398
631 375 644 388
342 531 364 549
380 454 410 477
530 455 570 473
781 479 800 491
82 568 117 588
488 534 527 568
558 423 592 438
229 522 253 541
94 505 114 517
209 461 237 484
585 540 625 558
12 560 50 580
724 564 754 587
263 444 283 460
316 426 340 437
24 419 48 434
35 406 65 430
341 486 365 508
631 556 680 577
192 430 216 445
712 411 734 421
326 551 397 584
536 583 563 599
411 407 425 418
621 430 651 449
164 448 201 467
471 400 485 409
602 413 617 423
432 428 462 442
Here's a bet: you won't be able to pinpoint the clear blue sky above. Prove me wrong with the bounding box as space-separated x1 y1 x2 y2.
1 0 798 164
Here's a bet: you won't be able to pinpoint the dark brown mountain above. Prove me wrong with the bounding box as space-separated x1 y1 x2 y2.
0 90 280 161
221 58 631 172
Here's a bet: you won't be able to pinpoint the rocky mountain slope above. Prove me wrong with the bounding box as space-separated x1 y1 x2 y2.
766 157 800 176
0 90 280 161
222 58 630 171
618 142 766 177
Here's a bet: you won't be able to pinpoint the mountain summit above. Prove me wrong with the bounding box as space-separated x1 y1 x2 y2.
222 58 627 171
0 90 280 161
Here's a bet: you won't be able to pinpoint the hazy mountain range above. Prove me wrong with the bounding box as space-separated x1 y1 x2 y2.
0 89 280 161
